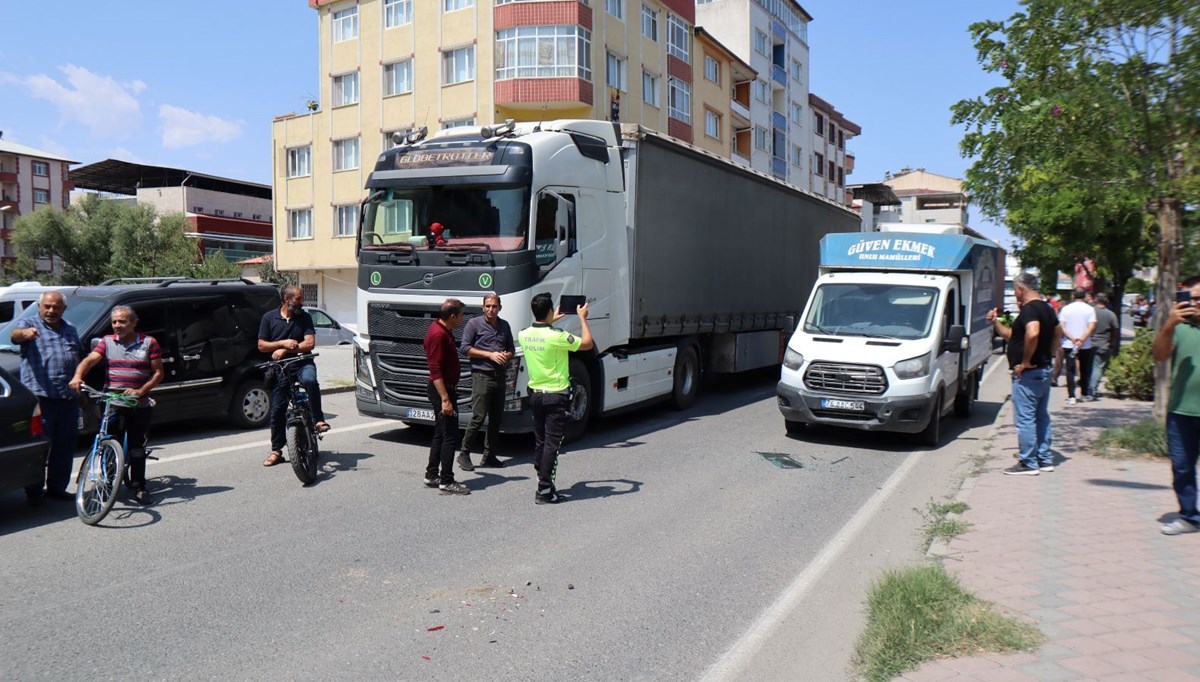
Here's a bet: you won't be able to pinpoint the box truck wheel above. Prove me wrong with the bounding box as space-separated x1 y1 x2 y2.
953 371 977 418
920 395 942 447
670 346 700 410
563 357 593 443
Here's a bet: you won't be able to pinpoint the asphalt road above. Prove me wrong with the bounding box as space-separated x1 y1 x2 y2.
0 362 1009 681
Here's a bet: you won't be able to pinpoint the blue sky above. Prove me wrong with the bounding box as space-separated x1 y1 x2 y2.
0 0 1018 245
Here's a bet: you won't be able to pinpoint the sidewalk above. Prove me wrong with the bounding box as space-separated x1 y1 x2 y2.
899 388 1200 681
315 344 355 394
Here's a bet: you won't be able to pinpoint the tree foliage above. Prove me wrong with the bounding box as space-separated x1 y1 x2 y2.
193 251 245 280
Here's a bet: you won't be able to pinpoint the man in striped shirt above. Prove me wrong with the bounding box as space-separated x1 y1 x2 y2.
70 305 164 505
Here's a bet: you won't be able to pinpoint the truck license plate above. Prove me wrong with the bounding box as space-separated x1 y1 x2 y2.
821 399 865 412
406 408 436 421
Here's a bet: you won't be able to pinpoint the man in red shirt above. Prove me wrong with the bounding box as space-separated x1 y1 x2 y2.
423 298 469 495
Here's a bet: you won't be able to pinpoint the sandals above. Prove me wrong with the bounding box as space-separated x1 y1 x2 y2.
316 421 331 434
263 451 285 467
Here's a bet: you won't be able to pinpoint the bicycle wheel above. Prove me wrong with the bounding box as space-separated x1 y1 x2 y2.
287 415 318 485
76 439 126 525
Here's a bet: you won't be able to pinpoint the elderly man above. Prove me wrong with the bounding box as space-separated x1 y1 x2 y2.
10 291 82 502
457 293 514 471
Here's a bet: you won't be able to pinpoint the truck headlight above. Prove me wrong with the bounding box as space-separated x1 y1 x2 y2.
505 356 522 392
355 346 373 384
783 347 804 371
893 353 931 379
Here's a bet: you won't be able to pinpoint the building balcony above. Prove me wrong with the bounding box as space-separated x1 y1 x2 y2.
0 199 17 214
845 153 855 175
0 171 16 184
771 111 787 130
732 151 750 167
772 64 787 87
730 99 751 128
494 0 591 31
495 78 594 108
772 157 787 177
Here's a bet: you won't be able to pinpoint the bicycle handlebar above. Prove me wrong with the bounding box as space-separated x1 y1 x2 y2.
255 352 320 371
79 384 142 408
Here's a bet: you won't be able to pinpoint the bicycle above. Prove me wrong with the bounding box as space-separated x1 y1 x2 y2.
74 385 154 525
259 353 323 485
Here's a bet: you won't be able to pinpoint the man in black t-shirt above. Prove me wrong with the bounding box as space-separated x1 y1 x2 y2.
988 272 1062 475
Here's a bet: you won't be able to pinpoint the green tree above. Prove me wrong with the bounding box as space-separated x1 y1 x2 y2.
107 207 196 280
952 0 1199 414
193 251 244 280
9 195 116 284
256 256 297 287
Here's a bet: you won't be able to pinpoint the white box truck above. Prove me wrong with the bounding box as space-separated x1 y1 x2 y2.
776 224 1004 445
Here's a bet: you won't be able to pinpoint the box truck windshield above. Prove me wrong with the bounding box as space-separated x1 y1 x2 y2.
360 185 531 252
803 283 939 340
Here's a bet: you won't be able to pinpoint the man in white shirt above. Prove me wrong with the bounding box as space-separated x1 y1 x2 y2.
1058 287 1098 404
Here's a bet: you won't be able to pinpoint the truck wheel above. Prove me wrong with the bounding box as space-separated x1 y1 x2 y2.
920 395 942 447
230 379 271 429
670 346 700 410
953 372 976 418
785 419 807 436
563 358 593 443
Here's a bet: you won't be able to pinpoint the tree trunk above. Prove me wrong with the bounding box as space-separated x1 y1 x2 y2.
1153 197 1183 419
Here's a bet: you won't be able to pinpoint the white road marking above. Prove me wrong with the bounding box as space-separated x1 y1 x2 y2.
148 421 389 466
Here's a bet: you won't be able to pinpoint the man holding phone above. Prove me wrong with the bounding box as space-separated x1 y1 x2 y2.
1155 277 1200 534
517 292 593 504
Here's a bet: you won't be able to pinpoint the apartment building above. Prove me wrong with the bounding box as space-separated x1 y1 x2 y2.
0 136 76 272
693 27 755 160
808 93 859 205
272 0 701 322
877 168 969 227
695 0 812 186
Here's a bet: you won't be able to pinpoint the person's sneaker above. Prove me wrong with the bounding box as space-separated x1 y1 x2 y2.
423 476 439 489
535 490 561 505
438 481 471 495
479 454 505 468
1038 463 1056 472
1003 463 1039 476
456 452 475 472
1081 395 1097 402
1066 397 1077 405
1161 519 1200 535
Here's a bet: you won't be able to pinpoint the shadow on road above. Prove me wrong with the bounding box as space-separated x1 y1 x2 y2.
0 494 77 537
149 474 235 508
561 478 642 502
316 450 375 483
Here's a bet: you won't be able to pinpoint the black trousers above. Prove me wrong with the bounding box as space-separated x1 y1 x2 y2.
530 391 568 492
460 371 505 455
114 406 153 488
1064 347 1096 399
425 382 459 484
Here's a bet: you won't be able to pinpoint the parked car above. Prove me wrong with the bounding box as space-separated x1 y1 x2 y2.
304 306 355 346
0 278 281 430
0 283 70 325
0 365 49 500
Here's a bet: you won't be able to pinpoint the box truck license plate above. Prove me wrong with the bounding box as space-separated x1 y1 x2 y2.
821 399 865 412
406 408 436 421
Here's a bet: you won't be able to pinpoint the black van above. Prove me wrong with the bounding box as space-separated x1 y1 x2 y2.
0 278 281 429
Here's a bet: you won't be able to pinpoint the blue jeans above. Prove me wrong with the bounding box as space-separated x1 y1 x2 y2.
1011 367 1053 469
31 398 80 494
269 362 324 452
1167 413 1200 526
1088 351 1109 397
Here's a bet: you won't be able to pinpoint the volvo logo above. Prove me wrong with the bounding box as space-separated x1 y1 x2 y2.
422 273 434 286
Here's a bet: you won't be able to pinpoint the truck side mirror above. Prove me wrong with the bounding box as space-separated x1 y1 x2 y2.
942 325 966 353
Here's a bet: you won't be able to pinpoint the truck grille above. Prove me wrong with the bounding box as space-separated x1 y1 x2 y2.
804 362 887 395
367 304 478 408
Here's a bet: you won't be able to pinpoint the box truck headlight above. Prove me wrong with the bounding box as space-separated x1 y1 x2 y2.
783 347 804 371
894 353 931 379
355 346 373 384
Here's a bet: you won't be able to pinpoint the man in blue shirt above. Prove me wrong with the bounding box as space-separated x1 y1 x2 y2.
10 291 81 502
258 285 327 467
457 293 514 471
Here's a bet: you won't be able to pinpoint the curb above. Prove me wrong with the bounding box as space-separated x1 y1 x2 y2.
323 384 356 395
926 396 1011 559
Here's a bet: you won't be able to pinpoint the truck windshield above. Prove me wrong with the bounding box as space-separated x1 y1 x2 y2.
804 283 939 340
360 185 530 252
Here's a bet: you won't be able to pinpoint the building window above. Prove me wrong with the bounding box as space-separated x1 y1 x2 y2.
496 26 591 80
442 46 475 85
384 59 413 96
332 72 359 106
667 13 689 63
754 30 770 56
754 79 770 104
642 71 660 106
790 144 803 166
704 110 720 139
790 102 803 125
334 205 358 237
606 53 627 92
332 7 358 42
444 0 473 11
704 55 719 83
642 4 658 40
442 117 476 129
814 112 825 136
837 166 845 186
814 152 824 176
828 124 836 143
384 0 412 27
753 126 768 151
837 129 845 150
33 189 50 204
828 159 836 180
790 59 803 82
667 76 691 123
31 161 49 177
288 209 313 240
214 209 226 216
333 137 360 171
287 146 312 178
606 0 623 20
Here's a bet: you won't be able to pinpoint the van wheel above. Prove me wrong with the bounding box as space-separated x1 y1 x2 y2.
670 346 700 410
785 419 807 436
230 380 271 429
563 358 593 443
953 372 976 418
920 395 942 447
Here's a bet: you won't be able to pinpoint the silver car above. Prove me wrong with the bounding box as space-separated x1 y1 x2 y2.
304 306 355 346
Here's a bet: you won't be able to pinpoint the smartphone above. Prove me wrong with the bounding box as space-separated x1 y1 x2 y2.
558 295 587 314
1177 290 1195 306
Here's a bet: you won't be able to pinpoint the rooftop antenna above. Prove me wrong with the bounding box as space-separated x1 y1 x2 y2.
533 103 548 132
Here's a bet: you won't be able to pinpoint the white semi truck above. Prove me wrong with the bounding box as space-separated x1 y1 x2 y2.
776 224 1004 445
353 119 858 439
